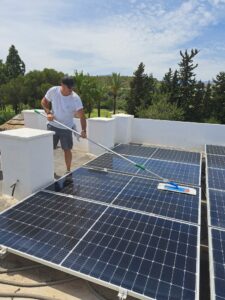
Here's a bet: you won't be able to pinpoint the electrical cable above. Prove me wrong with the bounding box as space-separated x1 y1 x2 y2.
0 292 60 300
0 276 77 287
86 280 112 300
0 264 42 274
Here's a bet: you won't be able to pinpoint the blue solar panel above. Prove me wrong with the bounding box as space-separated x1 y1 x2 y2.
206 145 225 156
210 228 225 300
208 189 225 229
113 177 200 224
207 168 225 191
62 207 199 300
151 148 200 165
85 153 147 176
113 144 157 157
45 167 131 204
207 155 225 170
0 191 106 264
142 159 200 185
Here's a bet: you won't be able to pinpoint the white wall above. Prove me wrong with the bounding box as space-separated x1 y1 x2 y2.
132 118 225 151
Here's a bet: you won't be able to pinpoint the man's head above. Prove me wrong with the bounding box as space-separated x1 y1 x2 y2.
61 75 75 88
61 76 75 95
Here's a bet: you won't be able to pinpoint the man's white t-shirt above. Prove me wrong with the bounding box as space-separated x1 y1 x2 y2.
45 86 83 129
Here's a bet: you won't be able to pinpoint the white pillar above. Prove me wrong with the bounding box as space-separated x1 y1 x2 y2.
112 113 134 144
87 118 115 155
23 109 47 130
0 128 54 200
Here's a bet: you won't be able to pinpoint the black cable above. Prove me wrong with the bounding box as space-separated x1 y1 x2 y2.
0 276 77 287
0 292 60 300
0 264 42 274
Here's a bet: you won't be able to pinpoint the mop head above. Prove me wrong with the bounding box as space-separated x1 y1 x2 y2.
157 182 197 195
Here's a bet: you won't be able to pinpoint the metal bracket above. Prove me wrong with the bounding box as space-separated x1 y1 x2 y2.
118 288 127 300
0 245 8 259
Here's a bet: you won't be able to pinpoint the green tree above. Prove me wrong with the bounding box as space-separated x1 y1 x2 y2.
0 60 7 85
178 49 199 120
0 76 25 114
137 94 184 121
212 72 225 123
202 82 213 122
191 80 205 122
127 62 154 116
5 45 25 80
110 72 122 114
23 69 63 108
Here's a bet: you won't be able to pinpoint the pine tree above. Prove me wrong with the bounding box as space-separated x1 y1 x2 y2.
111 73 122 114
212 72 225 123
126 62 155 116
161 68 180 105
178 49 199 120
5 45 25 80
202 82 213 121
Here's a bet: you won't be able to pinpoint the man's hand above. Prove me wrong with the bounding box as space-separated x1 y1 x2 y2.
80 130 87 138
47 113 54 121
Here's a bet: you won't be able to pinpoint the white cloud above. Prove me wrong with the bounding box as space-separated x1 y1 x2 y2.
0 0 225 80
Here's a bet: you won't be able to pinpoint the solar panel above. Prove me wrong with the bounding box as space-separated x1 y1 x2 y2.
113 144 157 157
113 177 200 224
45 167 131 204
208 189 225 229
207 168 225 191
62 207 199 300
142 159 200 185
151 148 200 165
85 153 147 176
206 145 225 156
207 155 225 169
209 228 225 300
0 191 106 264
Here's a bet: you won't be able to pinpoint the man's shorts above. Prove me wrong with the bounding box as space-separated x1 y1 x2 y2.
47 124 73 150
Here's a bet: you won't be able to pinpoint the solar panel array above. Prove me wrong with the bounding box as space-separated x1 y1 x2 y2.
0 143 202 300
206 144 225 300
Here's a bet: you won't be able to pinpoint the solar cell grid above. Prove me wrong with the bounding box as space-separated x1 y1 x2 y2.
151 148 200 165
207 168 225 191
113 144 157 158
85 153 147 176
113 177 200 224
208 189 225 229
207 155 225 170
210 228 225 300
142 159 200 185
62 207 198 300
0 191 106 264
45 167 131 204
206 145 225 156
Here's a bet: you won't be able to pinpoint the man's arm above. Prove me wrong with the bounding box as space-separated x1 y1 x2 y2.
76 109 87 138
41 97 54 121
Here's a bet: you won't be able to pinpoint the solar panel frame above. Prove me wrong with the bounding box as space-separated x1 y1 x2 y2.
0 143 202 300
60 207 200 300
0 189 200 300
208 227 225 300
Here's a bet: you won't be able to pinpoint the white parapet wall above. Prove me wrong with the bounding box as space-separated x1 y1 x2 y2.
112 113 134 144
0 128 54 200
23 109 225 153
132 118 225 151
87 118 115 155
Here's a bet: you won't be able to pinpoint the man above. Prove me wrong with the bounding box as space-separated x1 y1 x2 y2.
41 76 87 173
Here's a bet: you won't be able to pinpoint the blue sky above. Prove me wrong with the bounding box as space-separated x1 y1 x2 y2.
0 0 225 81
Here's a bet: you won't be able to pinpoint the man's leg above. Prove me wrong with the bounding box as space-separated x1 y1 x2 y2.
64 149 72 172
